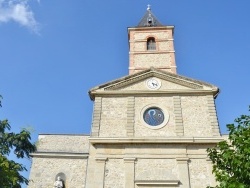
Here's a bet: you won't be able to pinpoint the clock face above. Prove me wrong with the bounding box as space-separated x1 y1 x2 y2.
146 78 161 90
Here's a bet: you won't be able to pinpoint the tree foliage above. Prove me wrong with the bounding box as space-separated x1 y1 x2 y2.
207 107 250 188
0 95 36 188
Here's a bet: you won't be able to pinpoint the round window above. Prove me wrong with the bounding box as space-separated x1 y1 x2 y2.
143 107 164 126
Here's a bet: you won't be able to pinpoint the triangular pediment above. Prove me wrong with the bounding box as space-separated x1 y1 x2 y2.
89 68 219 100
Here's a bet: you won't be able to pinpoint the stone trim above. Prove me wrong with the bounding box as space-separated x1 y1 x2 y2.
93 157 107 188
206 95 220 136
128 26 175 32
206 158 216 186
173 96 184 136
92 90 216 98
30 152 88 159
135 180 179 186
105 73 150 90
130 66 172 70
91 97 102 137
97 154 209 159
129 51 175 54
89 67 218 92
104 72 203 90
176 157 189 163
89 137 224 144
124 158 136 188
127 97 135 137
38 133 89 136
95 157 107 162
176 157 191 188
124 157 136 162
130 39 174 42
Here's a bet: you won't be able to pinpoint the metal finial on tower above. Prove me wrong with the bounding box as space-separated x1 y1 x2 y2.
147 4 151 11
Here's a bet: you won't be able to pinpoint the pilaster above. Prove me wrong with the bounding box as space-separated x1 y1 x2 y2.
124 158 136 188
173 96 184 136
91 97 102 137
92 157 107 188
206 158 217 187
206 95 220 136
126 97 135 137
176 157 190 188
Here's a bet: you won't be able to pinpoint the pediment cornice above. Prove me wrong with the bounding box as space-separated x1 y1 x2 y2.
89 137 225 144
104 71 203 90
89 68 219 100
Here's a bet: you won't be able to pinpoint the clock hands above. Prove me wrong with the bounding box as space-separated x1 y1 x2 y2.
146 78 161 90
151 81 158 87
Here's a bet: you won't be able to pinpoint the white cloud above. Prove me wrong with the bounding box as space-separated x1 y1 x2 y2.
0 0 40 33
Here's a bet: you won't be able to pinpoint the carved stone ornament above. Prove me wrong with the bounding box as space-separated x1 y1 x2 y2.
54 176 63 188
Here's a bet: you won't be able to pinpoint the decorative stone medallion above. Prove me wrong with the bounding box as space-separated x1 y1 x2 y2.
143 107 164 126
141 104 169 129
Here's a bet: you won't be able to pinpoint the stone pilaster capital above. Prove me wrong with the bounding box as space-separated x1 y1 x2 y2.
176 157 189 164
124 157 137 163
95 157 107 163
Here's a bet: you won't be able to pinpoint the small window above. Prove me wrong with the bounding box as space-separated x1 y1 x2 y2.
147 37 156 50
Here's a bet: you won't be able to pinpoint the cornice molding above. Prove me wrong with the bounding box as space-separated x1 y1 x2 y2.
89 137 225 145
89 68 219 100
128 26 175 32
129 51 175 54
30 152 89 159
135 180 179 186
104 71 203 90
91 89 217 97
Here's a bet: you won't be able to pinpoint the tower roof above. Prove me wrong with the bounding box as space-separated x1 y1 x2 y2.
137 5 162 27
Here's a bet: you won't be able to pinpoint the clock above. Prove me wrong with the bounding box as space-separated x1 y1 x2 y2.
146 78 161 90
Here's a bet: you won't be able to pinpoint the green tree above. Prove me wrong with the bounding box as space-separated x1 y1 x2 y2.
0 95 36 188
207 107 250 188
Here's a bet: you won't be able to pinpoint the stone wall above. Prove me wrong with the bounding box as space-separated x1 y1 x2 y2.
181 96 214 136
133 53 171 67
132 31 171 40
37 134 89 153
135 159 178 180
99 97 127 137
132 40 173 52
28 158 88 188
95 93 219 138
84 143 217 188
28 134 89 188
134 96 175 137
104 159 125 188
189 159 210 188
128 28 176 74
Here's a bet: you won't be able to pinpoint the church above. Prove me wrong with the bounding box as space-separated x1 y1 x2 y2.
28 6 225 188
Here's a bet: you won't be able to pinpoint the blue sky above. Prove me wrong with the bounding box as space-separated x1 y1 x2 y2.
1 0 250 185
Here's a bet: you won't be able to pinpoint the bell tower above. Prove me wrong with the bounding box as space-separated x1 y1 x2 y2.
128 5 176 74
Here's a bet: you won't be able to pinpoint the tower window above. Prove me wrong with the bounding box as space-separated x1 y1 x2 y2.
147 37 156 50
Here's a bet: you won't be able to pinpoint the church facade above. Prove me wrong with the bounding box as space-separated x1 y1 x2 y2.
28 7 224 188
